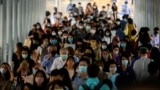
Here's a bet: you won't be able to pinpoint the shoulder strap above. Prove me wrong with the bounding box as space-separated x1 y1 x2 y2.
94 81 104 90
82 84 91 90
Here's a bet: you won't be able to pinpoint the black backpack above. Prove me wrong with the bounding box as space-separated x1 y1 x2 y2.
82 79 112 90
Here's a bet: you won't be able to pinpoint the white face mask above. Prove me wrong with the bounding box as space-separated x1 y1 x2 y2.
113 51 119 54
0 68 7 74
58 31 62 36
109 67 117 73
79 26 83 29
116 21 120 25
90 30 96 34
63 35 67 39
52 32 56 36
54 89 64 90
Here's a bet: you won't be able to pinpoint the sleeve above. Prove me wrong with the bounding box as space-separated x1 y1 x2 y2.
133 60 138 76
78 86 84 90
100 84 110 90
41 55 49 67
50 58 57 71
12 53 16 62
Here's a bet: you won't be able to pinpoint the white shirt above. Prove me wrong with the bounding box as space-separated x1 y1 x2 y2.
102 36 112 44
50 15 56 25
151 34 159 48
121 4 131 15
106 7 113 18
50 57 66 71
133 56 151 82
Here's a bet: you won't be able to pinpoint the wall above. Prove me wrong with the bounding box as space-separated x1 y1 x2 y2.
134 0 160 32
0 0 46 64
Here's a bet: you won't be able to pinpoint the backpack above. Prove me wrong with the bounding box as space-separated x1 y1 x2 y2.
82 79 112 90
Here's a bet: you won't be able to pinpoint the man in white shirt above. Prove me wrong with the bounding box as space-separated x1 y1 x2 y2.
50 48 68 71
121 1 131 18
151 27 159 48
133 47 151 82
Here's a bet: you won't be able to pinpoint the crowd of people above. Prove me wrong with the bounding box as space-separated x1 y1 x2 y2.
0 1 160 90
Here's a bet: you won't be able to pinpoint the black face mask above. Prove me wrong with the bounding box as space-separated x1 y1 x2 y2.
51 51 57 55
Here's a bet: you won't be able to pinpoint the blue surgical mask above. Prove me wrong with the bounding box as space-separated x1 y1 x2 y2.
0 68 7 74
109 67 117 73
51 39 58 45
79 66 87 73
120 43 127 48
122 60 128 66
68 38 73 43
22 54 28 59
32 68 38 75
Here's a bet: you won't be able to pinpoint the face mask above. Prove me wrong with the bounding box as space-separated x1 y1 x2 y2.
68 38 73 43
37 25 40 29
79 26 83 29
52 32 56 36
86 25 91 31
79 66 87 73
122 60 128 66
87 18 91 22
0 68 7 74
99 66 103 71
102 45 107 49
90 30 96 34
113 51 119 55
63 36 67 39
51 39 58 45
54 89 64 90
32 68 38 75
51 51 56 55
22 54 28 59
44 41 49 46
106 32 110 36
124 19 127 22
120 43 127 48
109 67 117 73
102 54 108 59
90 16 93 19
35 77 44 85
60 54 68 60
116 21 120 25
58 31 62 36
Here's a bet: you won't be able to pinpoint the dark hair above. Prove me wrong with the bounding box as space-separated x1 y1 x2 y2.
127 18 133 24
154 27 159 31
0 63 10 80
108 60 117 67
46 80 66 90
67 47 75 56
64 56 75 68
50 69 61 76
22 46 30 53
22 83 34 90
148 61 159 75
113 45 119 50
33 70 48 89
87 64 100 77
16 42 23 49
59 68 73 90
79 57 90 65
150 47 160 63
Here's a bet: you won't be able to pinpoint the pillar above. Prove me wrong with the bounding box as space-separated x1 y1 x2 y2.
134 0 160 32
0 0 4 64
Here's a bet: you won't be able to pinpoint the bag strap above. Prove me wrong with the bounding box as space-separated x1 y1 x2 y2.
82 84 91 90
94 81 104 90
